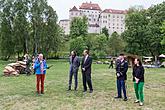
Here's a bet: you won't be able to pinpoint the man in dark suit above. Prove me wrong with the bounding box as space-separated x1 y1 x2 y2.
81 50 93 93
68 51 80 91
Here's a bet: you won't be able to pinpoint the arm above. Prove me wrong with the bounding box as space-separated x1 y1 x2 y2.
77 57 80 67
123 61 128 74
81 57 84 68
34 61 40 69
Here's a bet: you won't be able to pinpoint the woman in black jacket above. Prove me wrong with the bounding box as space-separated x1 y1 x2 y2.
132 58 145 106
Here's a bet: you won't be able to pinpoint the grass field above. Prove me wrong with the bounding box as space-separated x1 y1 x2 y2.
0 60 165 110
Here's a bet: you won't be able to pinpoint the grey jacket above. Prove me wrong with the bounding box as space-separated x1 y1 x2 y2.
69 56 80 73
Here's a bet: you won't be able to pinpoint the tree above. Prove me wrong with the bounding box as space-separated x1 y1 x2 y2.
93 34 107 58
0 1 15 60
161 21 165 45
108 32 125 56
101 27 109 40
0 0 63 59
70 37 86 56
13 0 29 57
70 16 88 39
122 2 165 57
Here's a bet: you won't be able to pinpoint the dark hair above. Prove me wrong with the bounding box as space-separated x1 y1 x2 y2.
84 50 89 54
135 58 142 66
120 53 124 56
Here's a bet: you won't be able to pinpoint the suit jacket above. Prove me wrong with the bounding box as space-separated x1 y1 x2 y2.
116 59 128 80
69 56 80 73
81 56 92 74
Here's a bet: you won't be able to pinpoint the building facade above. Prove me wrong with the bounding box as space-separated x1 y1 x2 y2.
59 2 127 35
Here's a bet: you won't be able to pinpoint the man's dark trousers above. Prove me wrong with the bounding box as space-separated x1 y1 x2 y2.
117 79 127 99
82 72 93 91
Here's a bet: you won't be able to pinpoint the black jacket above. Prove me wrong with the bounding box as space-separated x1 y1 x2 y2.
116 59 128 80
132 65 145 82
81 56 92 74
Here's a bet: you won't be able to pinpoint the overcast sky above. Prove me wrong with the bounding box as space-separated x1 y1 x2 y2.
47 0 165 21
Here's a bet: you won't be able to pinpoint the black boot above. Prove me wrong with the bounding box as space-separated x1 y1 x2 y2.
67 86 71 91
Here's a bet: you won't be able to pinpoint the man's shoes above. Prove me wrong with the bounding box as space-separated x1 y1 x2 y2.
67 86 71 91
89 90 93 93
123 98 128 101
83 90 87 92
36 91 40 95
67 89 71 91
139 102 144 106
74 88 77 91
134 100 139 103
114 96 122 99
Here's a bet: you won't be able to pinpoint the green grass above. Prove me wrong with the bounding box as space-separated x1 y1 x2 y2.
0 60 165 110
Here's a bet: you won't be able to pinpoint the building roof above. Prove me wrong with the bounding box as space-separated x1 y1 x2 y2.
69 6 79 11
79 2 102 11
102 9 127 14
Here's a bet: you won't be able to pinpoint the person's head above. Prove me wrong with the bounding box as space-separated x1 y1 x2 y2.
83 49 89 56
38 53 43 61
119 53 125 61
71 51 77 56
134 58 142 66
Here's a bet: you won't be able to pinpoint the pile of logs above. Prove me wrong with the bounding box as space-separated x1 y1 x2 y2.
3 61 27 76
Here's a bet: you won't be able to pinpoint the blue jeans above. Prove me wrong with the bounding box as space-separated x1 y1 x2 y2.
117 79 127 99
69 71 78 89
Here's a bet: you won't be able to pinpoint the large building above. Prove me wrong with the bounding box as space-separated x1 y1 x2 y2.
59 2 127 35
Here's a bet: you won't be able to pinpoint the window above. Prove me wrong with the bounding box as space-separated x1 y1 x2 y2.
113 15 115 18
108 14 111 17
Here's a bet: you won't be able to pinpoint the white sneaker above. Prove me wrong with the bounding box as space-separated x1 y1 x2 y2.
134 100 139 103
139 102 144 106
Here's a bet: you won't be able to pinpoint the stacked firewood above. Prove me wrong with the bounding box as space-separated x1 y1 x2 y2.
3 61 27 76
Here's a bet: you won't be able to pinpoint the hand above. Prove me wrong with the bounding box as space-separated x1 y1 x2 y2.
117 73 120 77
135 77 139 83
40 61 43 63
82 68 85 71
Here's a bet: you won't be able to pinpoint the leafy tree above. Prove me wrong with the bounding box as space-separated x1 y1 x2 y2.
70 37 86 56
93 34 107 58
13 0 29 57
161 21 165 45
70 16 88 39
108 32 125 56
101 27 109 40
122 2 165 57
0 1 15 60
0 0 63 59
